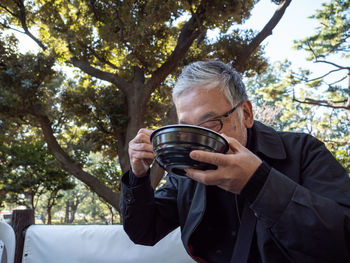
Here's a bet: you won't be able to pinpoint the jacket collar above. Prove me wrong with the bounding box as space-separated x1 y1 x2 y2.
250 121 286 160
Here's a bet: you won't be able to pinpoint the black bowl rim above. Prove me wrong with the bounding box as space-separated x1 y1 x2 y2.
150 124 229 152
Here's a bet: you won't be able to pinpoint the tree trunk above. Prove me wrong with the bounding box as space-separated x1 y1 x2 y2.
11 209 34 263
65 201 70 223
108 206 114 224
69 203 78 223
47 205 52 224
117 70 151 172
47 191 57 225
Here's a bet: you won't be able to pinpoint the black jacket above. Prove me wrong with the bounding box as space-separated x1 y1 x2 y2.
121 121 350 263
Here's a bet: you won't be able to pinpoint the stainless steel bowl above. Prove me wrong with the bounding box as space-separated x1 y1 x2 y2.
150 124 229 177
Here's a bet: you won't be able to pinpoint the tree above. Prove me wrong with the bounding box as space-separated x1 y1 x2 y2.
0 138 75 220
258 0 350 172
293 0 349 110
246 60 350 173
245 2 350 172
61 186 88 224
0 36 122 209
0 0 292 210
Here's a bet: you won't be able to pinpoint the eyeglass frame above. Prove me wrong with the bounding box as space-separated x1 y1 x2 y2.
197 100 244 132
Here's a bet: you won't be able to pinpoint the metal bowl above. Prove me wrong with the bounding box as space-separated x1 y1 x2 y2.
150 124 229 177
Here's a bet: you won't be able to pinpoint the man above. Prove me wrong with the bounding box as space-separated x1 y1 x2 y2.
121 60 350 263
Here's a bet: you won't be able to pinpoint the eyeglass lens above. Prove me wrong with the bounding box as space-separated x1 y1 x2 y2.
199 120 222 132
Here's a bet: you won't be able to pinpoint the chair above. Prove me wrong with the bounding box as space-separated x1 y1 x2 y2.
22 225 195 263
0 221 15 263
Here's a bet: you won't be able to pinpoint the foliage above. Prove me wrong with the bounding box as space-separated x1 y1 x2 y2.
34 181 119 225
245 0 349 172
0 0 271 159
84 152 122 191
246 61 350 173
0 139 75 211
291 0 349 110
0 35 57 118
294 0 349 58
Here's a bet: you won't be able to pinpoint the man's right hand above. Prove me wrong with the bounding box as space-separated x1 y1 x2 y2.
128 128 155 177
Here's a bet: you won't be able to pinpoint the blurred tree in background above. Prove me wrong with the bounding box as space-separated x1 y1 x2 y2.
248 0 349 172
0 138 75 224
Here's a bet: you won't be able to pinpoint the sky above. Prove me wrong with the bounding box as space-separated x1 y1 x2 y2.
13 0 348 87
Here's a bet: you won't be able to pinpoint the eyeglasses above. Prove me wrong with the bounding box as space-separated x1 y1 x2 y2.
197 101 244 132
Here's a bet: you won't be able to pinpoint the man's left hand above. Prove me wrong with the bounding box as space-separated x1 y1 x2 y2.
185 135 262 194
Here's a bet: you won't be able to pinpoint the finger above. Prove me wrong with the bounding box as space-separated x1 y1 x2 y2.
189 150 230 166
137 128 153 136
130 142 154 153
185 168 219 185
221 134 243 152
132 132 152 144
131 151 155 161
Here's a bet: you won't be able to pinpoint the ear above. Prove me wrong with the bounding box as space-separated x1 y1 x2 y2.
241 100 254 128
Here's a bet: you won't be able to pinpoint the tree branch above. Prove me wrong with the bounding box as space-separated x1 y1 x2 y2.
329 75 347 86
293 96 350 110
34 113 121 211
76 40 118 70
70 58 130 93
306 68 344 82
0 3 16 16
323 139 350 146
233 0 292 72
307 43 350 70
314 59 350 70
0 22 25 33
14 0 46 50
148 14 203 90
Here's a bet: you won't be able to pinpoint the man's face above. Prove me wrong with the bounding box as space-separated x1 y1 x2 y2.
175 86 254 147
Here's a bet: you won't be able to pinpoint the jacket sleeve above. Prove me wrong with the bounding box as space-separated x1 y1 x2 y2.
120 170 180 246
250 135 350 262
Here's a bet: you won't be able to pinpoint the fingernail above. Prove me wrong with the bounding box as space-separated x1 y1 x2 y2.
184 168 192 177
190 151 197 159
221 133 228 139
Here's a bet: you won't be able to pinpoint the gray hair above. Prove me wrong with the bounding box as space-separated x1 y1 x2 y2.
173 60 248 106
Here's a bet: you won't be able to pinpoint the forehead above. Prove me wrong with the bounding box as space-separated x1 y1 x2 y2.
175 87 232 124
